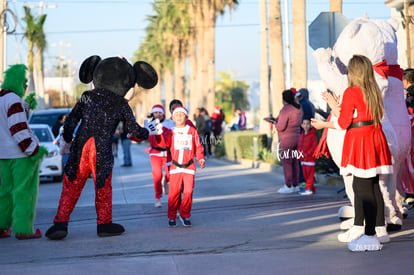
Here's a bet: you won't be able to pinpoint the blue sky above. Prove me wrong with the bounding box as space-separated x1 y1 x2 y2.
5 0 393 83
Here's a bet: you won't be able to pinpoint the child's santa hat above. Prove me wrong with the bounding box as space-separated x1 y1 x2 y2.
213 105 221 114
172 106 188 116
151 104 165 114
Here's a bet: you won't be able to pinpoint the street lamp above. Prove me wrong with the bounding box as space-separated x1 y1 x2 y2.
24 1 57 15
51 41 71 106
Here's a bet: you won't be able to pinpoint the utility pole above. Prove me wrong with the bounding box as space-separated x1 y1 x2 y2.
0 0 7 82
259 0 271 138
25 1 57 15
51 41 71 106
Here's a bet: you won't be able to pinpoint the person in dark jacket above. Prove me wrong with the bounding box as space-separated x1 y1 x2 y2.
296 88 315 119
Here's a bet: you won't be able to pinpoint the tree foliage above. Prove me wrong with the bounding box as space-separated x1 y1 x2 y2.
215 71 249 122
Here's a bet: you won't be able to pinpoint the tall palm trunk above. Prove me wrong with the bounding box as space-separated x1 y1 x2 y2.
197 2 207 108
330 0 342 12
153 82 162 106
188 35 199 112
27 42 35 94
259 0 271 137
36 48 46 108
205 6 216 113
268 0 285 115
268 0 285 150
188 3 199 112
164 70 174 112
291 0 307 89
173 52 186 102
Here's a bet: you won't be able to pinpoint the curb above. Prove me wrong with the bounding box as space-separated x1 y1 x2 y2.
216 157 344 187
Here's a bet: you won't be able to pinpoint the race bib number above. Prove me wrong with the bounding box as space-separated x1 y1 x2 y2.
174 134 192 150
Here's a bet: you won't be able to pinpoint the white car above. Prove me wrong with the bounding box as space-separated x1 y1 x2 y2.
29 124 64 182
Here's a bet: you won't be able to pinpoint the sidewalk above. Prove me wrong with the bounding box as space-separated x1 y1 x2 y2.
1 143 413 275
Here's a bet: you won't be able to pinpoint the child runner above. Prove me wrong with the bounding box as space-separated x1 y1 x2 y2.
159 106 205 227
147 104 170 207
297 117 318 195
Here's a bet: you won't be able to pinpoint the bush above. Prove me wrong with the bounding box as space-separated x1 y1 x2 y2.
258 148 279 164
223 131 268 161
213 140 226 158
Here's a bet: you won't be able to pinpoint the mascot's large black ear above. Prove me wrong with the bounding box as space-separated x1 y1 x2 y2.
133 61 158 89
79 55 102 83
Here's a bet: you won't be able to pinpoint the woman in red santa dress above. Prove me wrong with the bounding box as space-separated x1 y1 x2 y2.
312 55 393 252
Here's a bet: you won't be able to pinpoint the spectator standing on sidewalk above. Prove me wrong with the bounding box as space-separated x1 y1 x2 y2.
52 114 67 138
200 107 213 157
211 105 225 138
275 89 302 194
296 88 315 120
119 121 132 167
194 107 206 136
237 109 247 130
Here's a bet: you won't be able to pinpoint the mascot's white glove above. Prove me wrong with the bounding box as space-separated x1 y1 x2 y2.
145 118 163 136
312 47 332 64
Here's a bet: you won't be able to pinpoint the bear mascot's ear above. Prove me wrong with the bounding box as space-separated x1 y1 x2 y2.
133 61 158 89
79 55 102 84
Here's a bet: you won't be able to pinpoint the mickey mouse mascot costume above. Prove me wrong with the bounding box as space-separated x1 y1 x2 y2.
46 56 160 240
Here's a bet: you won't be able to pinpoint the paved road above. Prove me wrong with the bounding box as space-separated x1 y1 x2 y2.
1 143 413 275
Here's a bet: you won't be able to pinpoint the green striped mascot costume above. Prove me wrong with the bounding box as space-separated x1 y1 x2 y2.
0 64 48 240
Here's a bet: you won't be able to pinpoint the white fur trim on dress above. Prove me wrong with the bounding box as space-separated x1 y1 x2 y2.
340 164 393 178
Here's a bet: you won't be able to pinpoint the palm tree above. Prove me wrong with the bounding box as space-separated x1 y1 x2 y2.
34 15 47 107
268 0 285 116
134 0 239 115
136 1 189 111
188 2 200 112
291 0 307 89
201 0 239 113
169 0 190 102
22 6 47 108
22 7 36 94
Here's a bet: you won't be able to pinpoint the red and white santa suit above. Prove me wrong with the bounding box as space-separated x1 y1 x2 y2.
159 107 205 220
147 104 170 200
297 126 318 192
401 115 414 194
334 86 393 177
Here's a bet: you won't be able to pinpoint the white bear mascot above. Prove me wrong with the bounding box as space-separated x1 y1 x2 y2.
313 16 411 235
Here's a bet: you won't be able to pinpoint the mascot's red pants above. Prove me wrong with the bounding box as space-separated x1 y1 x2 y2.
54 138 112 225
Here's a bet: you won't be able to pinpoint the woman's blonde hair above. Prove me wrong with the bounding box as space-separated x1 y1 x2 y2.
347 55 384 124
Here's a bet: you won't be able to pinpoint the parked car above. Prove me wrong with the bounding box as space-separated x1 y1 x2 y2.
30 124 64 182
29 108 71 137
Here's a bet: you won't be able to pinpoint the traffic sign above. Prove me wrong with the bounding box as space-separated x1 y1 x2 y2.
309 12 349 50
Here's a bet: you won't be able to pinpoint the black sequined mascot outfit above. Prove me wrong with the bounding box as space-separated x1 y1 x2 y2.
46 56 158 240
